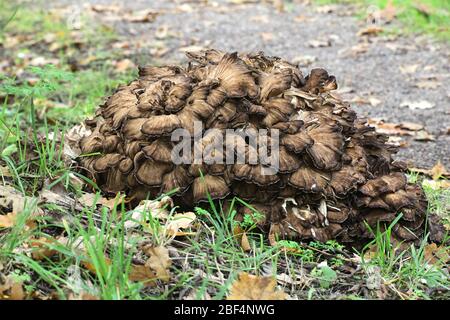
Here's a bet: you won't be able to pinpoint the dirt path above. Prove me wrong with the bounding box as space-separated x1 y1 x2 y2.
49 0 450 168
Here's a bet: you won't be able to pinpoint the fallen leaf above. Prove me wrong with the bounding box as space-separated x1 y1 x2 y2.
227 273 287 300
357 26 384 37
240 232 251 252
0 212 18 228
308 39 331 48
273 0 284 12
65 124 91 159
178 45 207 53
385 43 415 53
399 122 424 131
0 277 25 300
29 237 59 260
413 130 435 141
415 79 441 89
368 96 382 107
260 32 274 42
409 166 450 179
166 211 196 235
424 243 449 265
78 192 125 210
250 15 269 23
0 185 28 214
125 196 173 229
143 246 171 282
291 55 317 67
315 5 338 14
114 59 136 73
343 43 370 57
0 166 12 177
365 265 382 290
123 10 158 23
400 100 435 110
379 0 397 23
368 119 425 136
399 64 419 74
430 161 448 180
89 4 122 13
128 265 157 286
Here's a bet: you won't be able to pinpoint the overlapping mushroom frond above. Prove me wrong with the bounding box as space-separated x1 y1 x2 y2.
78 49 443 244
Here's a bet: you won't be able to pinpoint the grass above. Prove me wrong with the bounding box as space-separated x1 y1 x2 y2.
0 0 449 300
312 0 450 41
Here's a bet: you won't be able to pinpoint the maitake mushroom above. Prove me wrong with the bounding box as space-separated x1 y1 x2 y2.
78 49 444 244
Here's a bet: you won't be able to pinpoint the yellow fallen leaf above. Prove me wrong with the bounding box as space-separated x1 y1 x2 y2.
424 243 449 265
166 212 196 235
29 237 59 260
0 212 17 228
430 161 448 181
227 273 287 300
241 232 251 252
144 246 171 282
0 277 25 300
128 265 157 287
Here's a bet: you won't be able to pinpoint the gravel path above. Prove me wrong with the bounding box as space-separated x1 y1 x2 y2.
49 0 450 168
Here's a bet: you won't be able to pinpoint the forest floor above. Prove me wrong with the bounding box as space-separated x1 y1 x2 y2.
0 0 449 300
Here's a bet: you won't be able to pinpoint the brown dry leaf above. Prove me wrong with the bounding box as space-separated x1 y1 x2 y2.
241 232 251 252
29 237 59 260
89 4 122 13
78 192 125 210
68 292 100 300
0 166 12 177
308 39 331 48
291 55 317 67
409 166 450 180
380 0 397 23
415 79 441 89
400 100 435 110
227 273 287 300
114 59 136 73
357 26 384 37
399 122 424 131
413 130 435 141
368 119 425 136
80 252 158 286
250 15 269 23
273 0 284 12
123 10 158 23
0 185 27 214
144 246 171 282
125 196 173 229
315 5 338 14
128 265 157 286
430 161 448 180
0 212 18 228
166 211 196 236
424 243 449 264
0 277 25 300
178 45 207 53
233 225 250 251
368 96 382 107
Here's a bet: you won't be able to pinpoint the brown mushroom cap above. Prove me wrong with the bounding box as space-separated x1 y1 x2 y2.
78 49 439 245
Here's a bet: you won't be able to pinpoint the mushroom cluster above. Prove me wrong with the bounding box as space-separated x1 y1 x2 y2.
79 50 443 244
